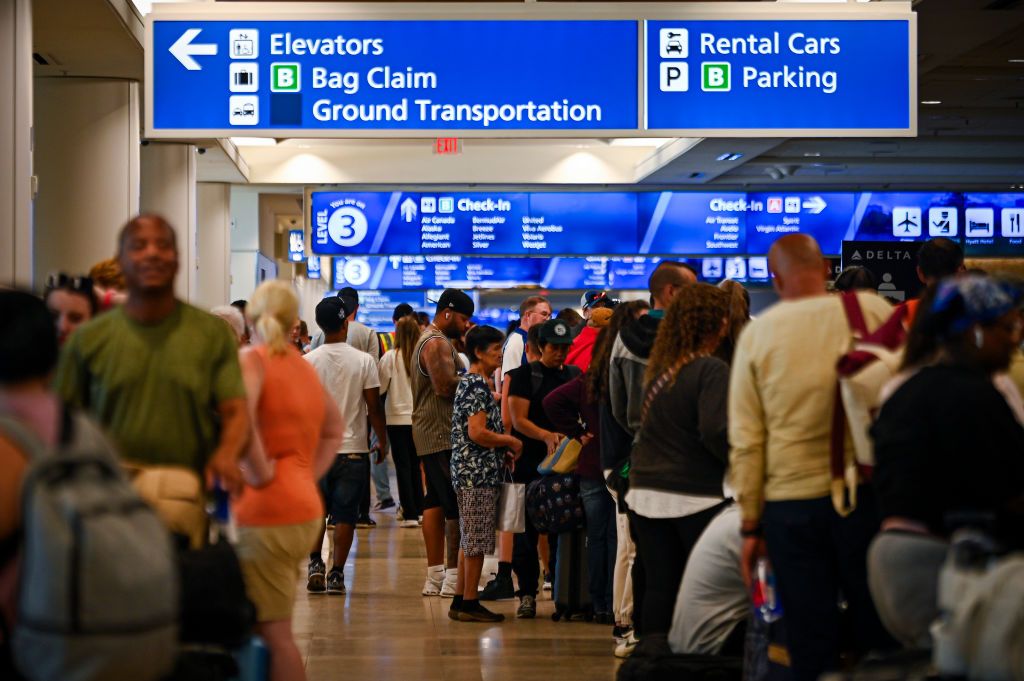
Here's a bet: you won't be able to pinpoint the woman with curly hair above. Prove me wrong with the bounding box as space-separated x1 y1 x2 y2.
625 283 733 646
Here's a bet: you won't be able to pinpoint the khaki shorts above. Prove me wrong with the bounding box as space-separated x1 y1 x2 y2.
236 518 321 622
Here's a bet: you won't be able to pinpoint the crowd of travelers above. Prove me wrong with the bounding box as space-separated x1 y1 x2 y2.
1 212 1023 681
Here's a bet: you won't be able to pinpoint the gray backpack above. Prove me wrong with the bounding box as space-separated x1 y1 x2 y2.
0 413 179 681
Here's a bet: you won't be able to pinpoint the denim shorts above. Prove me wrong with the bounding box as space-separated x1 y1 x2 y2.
319 454 368 526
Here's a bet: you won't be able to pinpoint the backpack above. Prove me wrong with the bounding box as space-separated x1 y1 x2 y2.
934 531 1024 680
0 412 179 681
830 292 907 516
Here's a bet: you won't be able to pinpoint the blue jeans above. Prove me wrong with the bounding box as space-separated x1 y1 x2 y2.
763 491 894 681
369 430 393 505
319 455 369 526
580 477 616 613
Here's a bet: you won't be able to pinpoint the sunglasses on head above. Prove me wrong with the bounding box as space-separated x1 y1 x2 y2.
46 273 94 293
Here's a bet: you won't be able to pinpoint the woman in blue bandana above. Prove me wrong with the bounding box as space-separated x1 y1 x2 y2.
867 274 1024 650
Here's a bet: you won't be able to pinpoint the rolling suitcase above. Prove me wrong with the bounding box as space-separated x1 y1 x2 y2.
553 528 592 621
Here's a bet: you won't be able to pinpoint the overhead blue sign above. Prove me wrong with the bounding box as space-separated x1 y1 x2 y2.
746 192 963 255
333 255 546 290
150 20 638 133
637 192 747 254
287 229 305 262
327 254 772 290
306 255 321 279
645 20 913 132
310 191 640 256
962 193 1024 256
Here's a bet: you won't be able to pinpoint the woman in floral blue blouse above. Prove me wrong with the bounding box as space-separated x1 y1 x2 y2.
449 324 523 623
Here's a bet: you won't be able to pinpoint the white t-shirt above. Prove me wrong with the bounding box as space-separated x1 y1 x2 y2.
500 330 526 382
305 342 380 453
378 349 413 426
346 320 380 362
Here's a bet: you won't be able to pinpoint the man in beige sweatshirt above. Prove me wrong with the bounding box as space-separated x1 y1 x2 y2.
728 234 895 681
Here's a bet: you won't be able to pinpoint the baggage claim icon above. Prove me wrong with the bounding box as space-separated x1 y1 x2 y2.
327 206 369 247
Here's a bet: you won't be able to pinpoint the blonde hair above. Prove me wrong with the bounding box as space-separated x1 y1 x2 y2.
248 281 299 356
394 315 421 378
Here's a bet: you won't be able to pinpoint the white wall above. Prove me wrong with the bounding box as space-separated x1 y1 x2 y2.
229 250 257 304
34 78 140 283
230 185 260 251
196 182 231 309
294 275 330 338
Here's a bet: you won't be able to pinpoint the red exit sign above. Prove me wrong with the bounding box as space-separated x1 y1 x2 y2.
434 137 461 155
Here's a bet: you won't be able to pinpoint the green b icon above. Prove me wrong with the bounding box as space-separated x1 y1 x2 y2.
701 63 731 92
271 63 301 92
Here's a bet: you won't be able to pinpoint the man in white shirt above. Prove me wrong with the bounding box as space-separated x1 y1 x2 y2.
304 296 388 596
317 287 393 523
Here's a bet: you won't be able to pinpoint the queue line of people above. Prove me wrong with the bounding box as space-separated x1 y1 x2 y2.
2 212 1023 681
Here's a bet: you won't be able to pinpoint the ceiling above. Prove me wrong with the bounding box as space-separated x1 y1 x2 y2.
29 0 1024 188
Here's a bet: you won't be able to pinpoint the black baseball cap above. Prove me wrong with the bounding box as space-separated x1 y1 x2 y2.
434 289 475 317
539 319 574 345
315 296 351 332
337 286 359 310
393 303 414 321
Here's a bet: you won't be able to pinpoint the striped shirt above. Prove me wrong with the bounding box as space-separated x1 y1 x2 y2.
411 327 460 457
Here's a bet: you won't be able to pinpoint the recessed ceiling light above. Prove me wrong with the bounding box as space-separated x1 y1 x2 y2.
609 137 674 147
803 152 822 157
716 152 743 161
229 137 277 147
1009 59 1024 64
920 100 942 105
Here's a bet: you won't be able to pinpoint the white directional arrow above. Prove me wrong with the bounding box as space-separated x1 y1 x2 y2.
802 196 828 214
400 198 418 223
170 28 218 71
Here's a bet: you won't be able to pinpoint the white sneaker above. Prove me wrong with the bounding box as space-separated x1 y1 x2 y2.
440 568 459 598
614 631 639 659
422 565 444 597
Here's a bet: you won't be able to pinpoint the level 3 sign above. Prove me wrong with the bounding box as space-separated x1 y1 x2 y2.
645 18 914 134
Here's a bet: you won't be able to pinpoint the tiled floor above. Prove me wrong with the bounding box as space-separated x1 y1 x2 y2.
294 511 621 681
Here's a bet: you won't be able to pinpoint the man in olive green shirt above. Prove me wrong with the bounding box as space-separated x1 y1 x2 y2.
55 215 249 502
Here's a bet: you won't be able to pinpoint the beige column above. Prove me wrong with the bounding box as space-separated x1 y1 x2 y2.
0 0 34 287
140 143 197 301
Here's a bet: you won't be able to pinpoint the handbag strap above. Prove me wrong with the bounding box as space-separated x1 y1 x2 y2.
640 368 675 426
830 293 865 518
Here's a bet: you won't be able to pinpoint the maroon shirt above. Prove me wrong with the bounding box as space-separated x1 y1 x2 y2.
542 375 602 481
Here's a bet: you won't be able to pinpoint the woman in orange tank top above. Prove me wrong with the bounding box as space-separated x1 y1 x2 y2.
234 281 343 681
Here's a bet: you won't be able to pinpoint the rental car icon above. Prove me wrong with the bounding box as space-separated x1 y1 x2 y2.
666 38 685 55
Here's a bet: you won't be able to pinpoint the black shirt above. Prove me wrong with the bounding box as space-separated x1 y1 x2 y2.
507 361 577 481
871 364 1024 546
630 356 730 497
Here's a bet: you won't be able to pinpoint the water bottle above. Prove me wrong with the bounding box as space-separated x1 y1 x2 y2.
752 557 783 623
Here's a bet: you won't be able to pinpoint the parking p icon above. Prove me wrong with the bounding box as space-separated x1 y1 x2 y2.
660 62 689 92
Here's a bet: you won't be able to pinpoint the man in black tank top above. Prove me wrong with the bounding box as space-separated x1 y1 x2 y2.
411 290 475 599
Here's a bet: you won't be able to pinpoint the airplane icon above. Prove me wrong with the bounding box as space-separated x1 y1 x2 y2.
893 207 922 237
